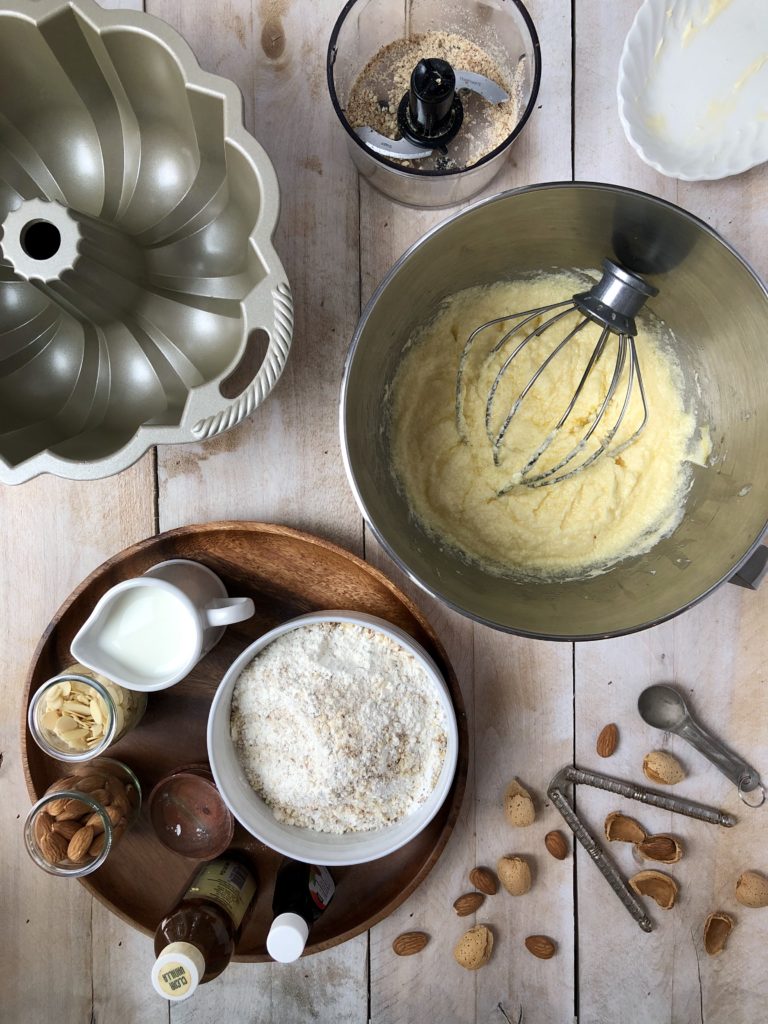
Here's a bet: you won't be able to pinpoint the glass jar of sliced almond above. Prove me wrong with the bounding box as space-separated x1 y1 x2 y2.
28 664 147 762
24 758 141 877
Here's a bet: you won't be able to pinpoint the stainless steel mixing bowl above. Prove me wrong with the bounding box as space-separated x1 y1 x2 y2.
0 0 293 483
341 183 768 639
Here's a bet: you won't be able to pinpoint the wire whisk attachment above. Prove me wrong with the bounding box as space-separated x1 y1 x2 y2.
455 260 658 489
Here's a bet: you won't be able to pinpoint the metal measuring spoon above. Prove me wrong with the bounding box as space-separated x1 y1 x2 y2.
638 684 764 807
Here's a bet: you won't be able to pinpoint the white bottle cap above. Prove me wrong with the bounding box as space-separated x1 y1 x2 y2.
266 913 310 963
151 941 206 1001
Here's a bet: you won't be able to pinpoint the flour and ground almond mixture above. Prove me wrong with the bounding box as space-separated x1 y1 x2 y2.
230 621 448 834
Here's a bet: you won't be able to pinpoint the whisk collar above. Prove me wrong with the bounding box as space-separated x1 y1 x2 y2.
574 258 658 337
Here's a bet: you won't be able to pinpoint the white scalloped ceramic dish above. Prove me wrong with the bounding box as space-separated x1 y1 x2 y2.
618 0 768 180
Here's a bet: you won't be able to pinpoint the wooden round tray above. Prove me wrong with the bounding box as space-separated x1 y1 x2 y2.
21 521 468 961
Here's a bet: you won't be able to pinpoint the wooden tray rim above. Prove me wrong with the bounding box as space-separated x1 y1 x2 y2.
20 520 469 960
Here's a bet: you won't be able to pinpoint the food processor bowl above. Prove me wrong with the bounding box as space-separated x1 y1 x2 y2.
327 0 541 208
0 0 293 483
340 183 768 639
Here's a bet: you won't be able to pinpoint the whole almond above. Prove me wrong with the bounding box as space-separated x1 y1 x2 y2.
85 811 106 834
39 829 69 864
596 723 619 758
55 798 92 821
33 811 55 844
453 925 493 970
453 892 485 916
504 779 535 827
642 750 685 786
89 788 111 806
110 792 131 817
498 856 532 896
104 804 122 826
67 825 95 863
106 776 127 801
47 775 78 795
636 834 683 864
544 831 568 860
392 931 429 956
46 796 72 817
88 833 106 858
469 866 498 896
525 935 556 959
72 774 108 793
52 819 81 840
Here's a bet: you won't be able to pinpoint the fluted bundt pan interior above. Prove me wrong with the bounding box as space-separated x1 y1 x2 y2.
0 0 293 483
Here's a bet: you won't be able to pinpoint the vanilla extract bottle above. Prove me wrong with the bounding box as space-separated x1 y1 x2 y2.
151 857 257 1001
266 859 335 963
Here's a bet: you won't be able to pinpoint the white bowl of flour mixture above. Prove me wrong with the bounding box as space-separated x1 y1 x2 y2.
207 611 458 865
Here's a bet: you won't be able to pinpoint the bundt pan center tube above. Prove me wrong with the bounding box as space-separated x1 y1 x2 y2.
0 0 293 483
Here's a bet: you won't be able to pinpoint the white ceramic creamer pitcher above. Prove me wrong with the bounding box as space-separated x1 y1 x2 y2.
71 559 255 691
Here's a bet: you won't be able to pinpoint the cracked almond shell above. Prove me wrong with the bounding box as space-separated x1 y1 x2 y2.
604 811 647 845
504 779 535 827
629 870 678 909
703 912 734 955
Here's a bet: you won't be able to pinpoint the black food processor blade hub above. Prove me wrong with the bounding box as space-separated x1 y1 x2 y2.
397 58 464 152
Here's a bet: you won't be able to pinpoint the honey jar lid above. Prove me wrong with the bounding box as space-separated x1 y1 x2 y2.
152 941 205 1001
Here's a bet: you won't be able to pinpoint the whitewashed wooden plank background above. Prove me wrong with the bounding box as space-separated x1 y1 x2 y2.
1 1 766 1022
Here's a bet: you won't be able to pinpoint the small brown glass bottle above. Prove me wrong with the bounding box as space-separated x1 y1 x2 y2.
151 857 257 1001
266 860 335 963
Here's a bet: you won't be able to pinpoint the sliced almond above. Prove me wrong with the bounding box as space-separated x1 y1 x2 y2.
63 700 88 715
53 715 80 735
41 709 60 732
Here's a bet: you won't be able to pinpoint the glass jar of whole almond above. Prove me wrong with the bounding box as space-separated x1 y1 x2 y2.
28 664 146 762
24 758 141 877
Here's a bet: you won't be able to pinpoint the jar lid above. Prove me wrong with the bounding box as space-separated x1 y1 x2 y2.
266 912 309 963
152 941 205 1001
